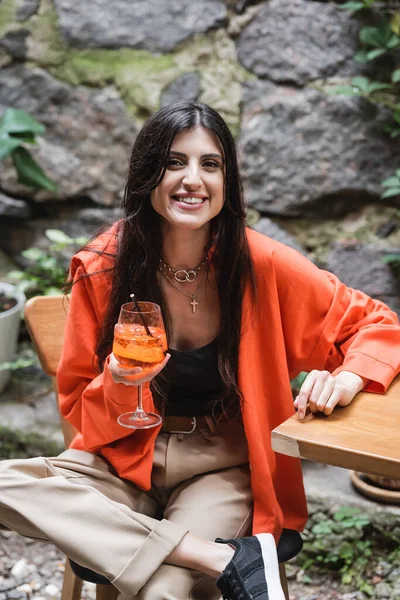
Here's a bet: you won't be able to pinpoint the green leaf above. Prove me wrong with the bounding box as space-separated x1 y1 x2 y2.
387 35 400 50
45 229 73 245
21 247 47 262
382 176 400 187
382 254 400 264
9 131 37 144
338 1 365 11
0 108 45 136
312 521 334 535
391 13 400 36
395 169 400 178
74 236 88 245
44 287 63 296
366 48 386 60
360 25 384 48
354 49 370 63
6 270 25 281
367 81 391 92
341 572 353 584
0 135 23 160
326 85 360 97
0 358 37 371
382 187 400 198
351 76 370 93
11 147 57 192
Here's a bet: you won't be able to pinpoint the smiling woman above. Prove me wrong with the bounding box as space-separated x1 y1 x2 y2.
1 102 400 600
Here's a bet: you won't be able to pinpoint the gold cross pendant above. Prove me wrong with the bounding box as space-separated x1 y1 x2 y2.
190 298 198 313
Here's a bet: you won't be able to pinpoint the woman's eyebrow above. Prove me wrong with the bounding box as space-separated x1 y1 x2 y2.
170 151 224 162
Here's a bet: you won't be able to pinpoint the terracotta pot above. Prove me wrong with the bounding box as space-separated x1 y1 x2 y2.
351 471 400 504
364 474 400 491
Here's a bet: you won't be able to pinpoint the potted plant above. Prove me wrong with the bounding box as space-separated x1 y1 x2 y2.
0 283 26 393
0 106 57 393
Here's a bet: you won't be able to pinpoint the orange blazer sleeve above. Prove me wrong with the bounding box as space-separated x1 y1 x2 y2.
272 244 400 393
57 260 154 451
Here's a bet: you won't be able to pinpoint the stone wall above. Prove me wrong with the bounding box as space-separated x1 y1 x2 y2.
1 0 400 309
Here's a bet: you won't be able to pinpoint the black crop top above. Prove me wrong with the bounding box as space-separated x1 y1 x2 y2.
157 338 225 417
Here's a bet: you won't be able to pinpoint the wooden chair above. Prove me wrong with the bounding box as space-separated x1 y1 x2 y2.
24 294 303 600
24 295 118 600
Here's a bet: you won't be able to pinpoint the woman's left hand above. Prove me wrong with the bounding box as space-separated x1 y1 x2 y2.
294 370 370 420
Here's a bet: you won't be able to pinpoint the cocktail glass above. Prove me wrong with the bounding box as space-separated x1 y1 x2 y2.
113 301 167 429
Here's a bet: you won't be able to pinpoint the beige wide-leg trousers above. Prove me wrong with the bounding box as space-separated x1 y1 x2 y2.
0 421 252 600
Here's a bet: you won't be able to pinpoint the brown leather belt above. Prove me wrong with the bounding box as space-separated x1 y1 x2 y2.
162 415 212 434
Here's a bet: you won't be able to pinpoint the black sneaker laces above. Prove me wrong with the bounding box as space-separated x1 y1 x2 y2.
220 568 245 600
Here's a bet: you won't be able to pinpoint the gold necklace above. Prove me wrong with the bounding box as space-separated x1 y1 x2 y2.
159 256 208 283
159 266 207 313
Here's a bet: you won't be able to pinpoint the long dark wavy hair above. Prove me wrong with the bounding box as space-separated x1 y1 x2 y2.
81 101 256 416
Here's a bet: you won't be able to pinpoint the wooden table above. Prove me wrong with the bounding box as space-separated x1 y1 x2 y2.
271 375 400 479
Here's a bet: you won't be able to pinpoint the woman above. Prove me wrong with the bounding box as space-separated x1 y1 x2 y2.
1 102 400 600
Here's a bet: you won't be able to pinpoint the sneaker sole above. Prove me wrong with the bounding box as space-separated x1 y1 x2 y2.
255 533 286 600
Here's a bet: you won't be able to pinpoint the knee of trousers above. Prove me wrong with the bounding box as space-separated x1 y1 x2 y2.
0 456 48 480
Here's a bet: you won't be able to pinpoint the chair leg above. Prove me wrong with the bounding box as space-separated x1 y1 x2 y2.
279 563 290 600
61 558 83 600
96 585 119 600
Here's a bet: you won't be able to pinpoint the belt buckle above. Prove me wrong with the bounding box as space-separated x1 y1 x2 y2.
169 416 197 435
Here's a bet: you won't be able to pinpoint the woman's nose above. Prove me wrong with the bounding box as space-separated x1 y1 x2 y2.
182 165 202 188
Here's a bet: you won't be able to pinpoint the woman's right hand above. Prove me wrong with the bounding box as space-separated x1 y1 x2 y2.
108 353 171 386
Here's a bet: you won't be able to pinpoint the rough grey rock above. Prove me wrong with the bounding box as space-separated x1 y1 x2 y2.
375 582 392 598
0 194 31 219
237 0 360 85
0 31 29 61
16 0 40 21
252 217 308 256
0 206 121 258
160 73 201 108
0 66 137 206
239 80 400 216
324 242 400 315
53 0 227 52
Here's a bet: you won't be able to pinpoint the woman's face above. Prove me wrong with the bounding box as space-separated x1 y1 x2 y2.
151 127 225 232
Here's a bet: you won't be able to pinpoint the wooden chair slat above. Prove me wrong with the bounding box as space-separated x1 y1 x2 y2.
24 295 69 377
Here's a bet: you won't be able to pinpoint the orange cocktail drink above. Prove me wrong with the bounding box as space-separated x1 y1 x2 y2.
113 323 167 370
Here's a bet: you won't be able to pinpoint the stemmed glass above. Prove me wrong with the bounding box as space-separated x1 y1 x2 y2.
113 301 167 429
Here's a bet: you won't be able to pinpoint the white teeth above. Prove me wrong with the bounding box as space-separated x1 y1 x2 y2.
175 196 205 204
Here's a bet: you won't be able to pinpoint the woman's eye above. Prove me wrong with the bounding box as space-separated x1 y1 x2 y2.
203 160 219 169
167 158 183 168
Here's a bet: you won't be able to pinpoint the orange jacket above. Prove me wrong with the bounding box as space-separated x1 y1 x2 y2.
57 224 400 542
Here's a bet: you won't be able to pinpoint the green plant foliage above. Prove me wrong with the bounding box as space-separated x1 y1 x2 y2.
339 3 400 203
290 371 308 396
357 20 400 62
300 507 399 593
0 107 57 192
382 169 400 198
327 76 391 97
7 229 87 298
339 0 377 13
0 425 63 459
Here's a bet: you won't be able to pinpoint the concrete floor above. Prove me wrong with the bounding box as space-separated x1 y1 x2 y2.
302 459 400 515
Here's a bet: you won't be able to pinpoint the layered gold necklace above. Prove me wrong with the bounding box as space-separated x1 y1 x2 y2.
159 256 208 313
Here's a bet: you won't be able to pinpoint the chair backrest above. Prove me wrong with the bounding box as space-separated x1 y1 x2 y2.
24 295 77 446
